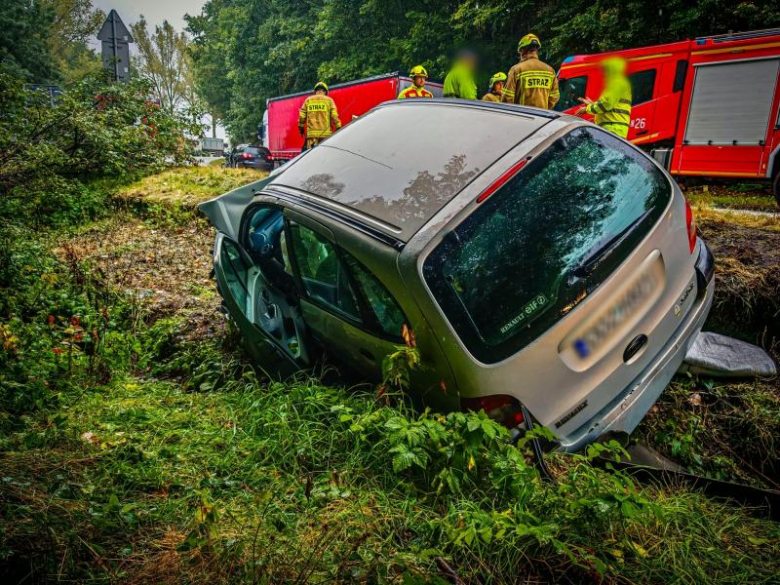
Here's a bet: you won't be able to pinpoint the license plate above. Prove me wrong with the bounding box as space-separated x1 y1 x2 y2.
559 250 665 370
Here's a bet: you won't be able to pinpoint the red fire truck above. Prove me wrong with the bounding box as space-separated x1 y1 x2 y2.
556 29 780 200
259 72 444 166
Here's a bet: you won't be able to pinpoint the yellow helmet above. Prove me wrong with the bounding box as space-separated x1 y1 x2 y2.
409 65 428 78
518 33 541 53
314 81 329 93
489 72 508 88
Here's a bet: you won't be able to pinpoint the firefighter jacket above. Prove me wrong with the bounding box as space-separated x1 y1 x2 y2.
585 75 632 138
502 56 560 109
482 91 501 103
398 85 434 99
298 94 341 139
443 64 477 100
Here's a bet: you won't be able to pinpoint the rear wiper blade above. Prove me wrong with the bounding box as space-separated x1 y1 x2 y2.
568 209 654 282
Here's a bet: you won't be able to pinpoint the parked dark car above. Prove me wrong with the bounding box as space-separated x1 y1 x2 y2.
201 99 714 452
227 144 272 170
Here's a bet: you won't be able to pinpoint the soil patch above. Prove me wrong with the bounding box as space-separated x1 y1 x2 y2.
58 216 223 342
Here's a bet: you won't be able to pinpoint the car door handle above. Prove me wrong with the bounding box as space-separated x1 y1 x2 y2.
636 130 649 136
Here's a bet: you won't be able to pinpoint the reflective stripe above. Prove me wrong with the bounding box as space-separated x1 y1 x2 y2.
619 98 632 105
602 121 630 128
612 108 631 116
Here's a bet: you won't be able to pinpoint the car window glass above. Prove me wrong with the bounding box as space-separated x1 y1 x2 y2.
220 239 249 311
289 224 360 320
629 69 656 105
554 75 588 111
423 127 671 363
342 255 405 338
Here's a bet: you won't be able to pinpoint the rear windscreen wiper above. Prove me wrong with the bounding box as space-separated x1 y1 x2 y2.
568 209 654 284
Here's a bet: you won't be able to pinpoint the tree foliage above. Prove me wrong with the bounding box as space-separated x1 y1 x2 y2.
186 0 780 141
130 17 196 114
0 73 199 225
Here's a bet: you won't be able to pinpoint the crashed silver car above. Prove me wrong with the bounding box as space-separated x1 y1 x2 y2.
201 100 715 451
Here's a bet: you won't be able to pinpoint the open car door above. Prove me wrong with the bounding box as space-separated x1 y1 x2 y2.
212 231 308 378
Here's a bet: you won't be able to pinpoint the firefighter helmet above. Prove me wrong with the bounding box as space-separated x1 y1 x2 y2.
489 72 508 89
409 65 428 79
314 81 329 93
518 33 541 53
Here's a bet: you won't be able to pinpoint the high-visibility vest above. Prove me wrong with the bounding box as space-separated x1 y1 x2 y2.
501 56 560 110
442 64 477 100
298 95 341 138
585 76 632 138
398 85 433 99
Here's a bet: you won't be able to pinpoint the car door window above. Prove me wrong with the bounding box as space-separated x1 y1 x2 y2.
342 255 406 338
554 75 588 111
289 224 361 320
629 69 656 105
220 239 249 311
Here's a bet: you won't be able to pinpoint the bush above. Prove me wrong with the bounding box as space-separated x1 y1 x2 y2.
0 72 201 227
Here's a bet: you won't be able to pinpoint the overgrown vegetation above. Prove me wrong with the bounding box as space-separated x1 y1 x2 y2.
2 167 780 583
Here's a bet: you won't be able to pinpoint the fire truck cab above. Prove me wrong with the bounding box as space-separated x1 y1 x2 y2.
557 29 780 201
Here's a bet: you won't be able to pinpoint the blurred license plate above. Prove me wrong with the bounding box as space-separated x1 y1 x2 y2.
560 251 665 369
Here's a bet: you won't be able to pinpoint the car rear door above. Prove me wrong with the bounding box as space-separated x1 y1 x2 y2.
284 211 406 379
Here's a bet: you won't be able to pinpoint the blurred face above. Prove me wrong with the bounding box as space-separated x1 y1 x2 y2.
461 54 478 71
413 75 425 88
315 89 326 95
493 81 504 94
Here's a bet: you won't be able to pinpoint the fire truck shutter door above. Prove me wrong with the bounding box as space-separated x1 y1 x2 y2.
684 58 780 146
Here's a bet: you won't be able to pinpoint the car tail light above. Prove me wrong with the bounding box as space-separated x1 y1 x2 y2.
476 158 530 203
268 154 274 160
461 394 524 428
685 198 697 253
241 153 252 159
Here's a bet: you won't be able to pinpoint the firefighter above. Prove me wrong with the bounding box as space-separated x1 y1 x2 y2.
398 66 434 99
443 49 478 100
298 81 341 150
482 72 507 102
575 57 632 138
502 33 559 109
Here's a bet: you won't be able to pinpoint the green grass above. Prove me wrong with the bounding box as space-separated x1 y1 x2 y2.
4 346 780 583
116 165 264 209
685 182 777 213
2 168 780 583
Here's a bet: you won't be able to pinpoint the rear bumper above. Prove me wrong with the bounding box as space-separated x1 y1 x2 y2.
558 239 715 452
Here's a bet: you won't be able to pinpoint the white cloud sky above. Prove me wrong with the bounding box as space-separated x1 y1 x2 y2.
92 0 205 32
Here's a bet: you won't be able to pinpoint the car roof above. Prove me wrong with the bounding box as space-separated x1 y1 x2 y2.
267 100 556 242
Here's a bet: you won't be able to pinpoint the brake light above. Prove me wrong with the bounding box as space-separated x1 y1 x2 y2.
267 154 274 160
241 153 252 159
461 394 524 428
476 158 530 203
685 198 697 253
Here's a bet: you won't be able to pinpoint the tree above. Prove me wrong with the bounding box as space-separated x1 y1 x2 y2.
130 17 194 114
43 0 104 83
0 0 57 82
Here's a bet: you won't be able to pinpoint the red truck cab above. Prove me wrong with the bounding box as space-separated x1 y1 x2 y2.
557 29 780 199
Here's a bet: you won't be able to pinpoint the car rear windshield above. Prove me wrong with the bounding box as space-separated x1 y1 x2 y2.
423 127 671 363
245 147 261 154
